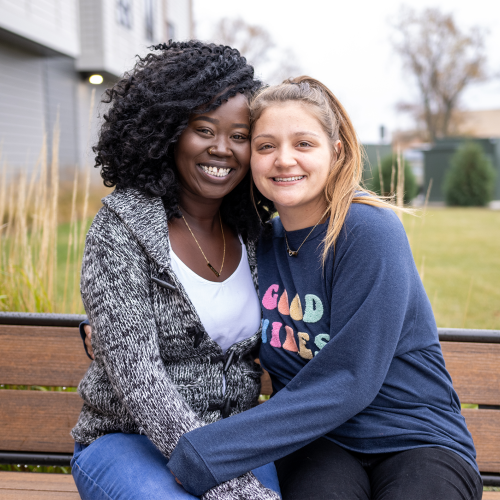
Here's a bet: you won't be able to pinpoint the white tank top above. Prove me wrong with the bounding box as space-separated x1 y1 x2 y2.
170 238 261 353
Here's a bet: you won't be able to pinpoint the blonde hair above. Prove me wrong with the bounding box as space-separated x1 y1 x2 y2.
249 76 401 263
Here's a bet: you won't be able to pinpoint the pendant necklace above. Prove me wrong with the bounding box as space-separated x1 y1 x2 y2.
178 206 225 278
284 207 330 257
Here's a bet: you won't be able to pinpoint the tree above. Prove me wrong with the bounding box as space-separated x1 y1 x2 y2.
370 154 418 204
444 142 496 206
211 18 302 84
392 7 487 142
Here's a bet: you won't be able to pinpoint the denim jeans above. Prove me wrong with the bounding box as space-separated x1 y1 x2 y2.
71 433 281 500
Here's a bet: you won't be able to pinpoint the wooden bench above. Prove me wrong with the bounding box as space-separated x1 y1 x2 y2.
1 312 499 499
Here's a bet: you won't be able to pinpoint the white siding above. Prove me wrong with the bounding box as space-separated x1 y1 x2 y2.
0 40 79 171
0 0 79 57
166 0 192 41
44 56 79 167
78 0 168 78
78 0 105 70
0 40 45 170
0 0 193 174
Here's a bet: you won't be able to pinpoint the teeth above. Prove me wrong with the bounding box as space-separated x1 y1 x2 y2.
199 165 232 177
274 176 305 182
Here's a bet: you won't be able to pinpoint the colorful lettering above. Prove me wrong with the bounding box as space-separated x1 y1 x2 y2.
297 332 313 360
303 294 324 323
262 284 279 310
283 326 299 352
278 290 290 315
290 294 303 321
314 334 330 353
271 322 282 348
262 319 270 343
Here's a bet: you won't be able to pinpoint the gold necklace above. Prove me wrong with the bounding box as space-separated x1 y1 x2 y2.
284 208 330 257
179 207 225 278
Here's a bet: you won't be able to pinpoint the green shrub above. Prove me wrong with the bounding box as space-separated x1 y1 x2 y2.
370 154 418 204
444 142 496 206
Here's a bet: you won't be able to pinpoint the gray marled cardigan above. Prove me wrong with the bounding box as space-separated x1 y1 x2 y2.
72 189 279 500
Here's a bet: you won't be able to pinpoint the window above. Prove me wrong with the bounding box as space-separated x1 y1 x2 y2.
117 0 133 29
145 0 154 41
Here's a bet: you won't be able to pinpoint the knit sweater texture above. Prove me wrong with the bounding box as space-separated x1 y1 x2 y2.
71 188 280 500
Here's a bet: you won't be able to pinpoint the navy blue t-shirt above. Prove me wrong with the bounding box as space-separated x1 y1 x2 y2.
168 203 478 496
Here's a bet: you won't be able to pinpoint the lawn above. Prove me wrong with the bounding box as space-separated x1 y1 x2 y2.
4 205 499 330
59 207 500 330
54 219 92 314
403 208 500 330
45 207 500 328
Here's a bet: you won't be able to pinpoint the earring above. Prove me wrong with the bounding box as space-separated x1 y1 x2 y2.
208 147 215 155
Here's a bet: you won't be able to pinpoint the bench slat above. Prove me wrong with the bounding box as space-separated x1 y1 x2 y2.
0 491 80 499
0 325 90 387
0 391 81 453
0 471 77 492
442 343 500 406
259 365 273 396
463 408 500 473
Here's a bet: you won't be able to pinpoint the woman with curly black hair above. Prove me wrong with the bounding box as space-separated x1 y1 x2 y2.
70 41 280 500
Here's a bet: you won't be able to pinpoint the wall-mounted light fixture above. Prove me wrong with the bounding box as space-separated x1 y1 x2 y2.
89 75 104 85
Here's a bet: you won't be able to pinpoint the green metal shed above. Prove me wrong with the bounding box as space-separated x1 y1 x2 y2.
362 144 392 190
423 138 500 203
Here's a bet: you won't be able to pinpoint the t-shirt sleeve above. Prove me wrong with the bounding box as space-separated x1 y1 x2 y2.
168 208 415 495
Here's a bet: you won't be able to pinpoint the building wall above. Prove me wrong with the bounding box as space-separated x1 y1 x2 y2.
78 0 167 78
166 0 193 40
0 40 45 171
0 0 193 174
78 0 105 71
456 109 500 139
44 56 80 167
361 144 392 190
423 138 500 203
0 38 80 171
0 0 79 57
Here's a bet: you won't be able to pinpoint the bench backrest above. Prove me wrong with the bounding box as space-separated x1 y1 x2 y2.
1 314 499 475
0 315 88 460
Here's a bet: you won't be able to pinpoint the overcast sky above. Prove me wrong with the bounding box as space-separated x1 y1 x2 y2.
193 0 500 144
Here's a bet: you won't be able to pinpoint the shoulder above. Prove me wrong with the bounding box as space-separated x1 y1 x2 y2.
86 205 126 243
339 202 406 248
331 202 412 270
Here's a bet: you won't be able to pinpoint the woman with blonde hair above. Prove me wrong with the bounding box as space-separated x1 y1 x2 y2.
167 77 482 500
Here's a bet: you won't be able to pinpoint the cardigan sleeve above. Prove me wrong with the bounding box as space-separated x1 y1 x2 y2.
167 210 415 495
81 223 280 500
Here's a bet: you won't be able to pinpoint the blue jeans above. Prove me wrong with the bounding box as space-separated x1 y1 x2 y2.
71 433 281 499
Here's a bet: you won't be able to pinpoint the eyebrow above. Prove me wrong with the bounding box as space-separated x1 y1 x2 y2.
192 116 250 130
192 116 219 124
253 131 321 141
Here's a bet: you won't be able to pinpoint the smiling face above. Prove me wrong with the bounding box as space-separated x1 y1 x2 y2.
175 92 251 202
251 102 335 219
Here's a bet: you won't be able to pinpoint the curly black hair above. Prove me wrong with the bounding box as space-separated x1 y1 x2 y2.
94 40 274 242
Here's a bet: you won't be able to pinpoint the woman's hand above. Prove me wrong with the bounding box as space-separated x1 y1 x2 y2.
83 324 95 360
171 471 182 485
